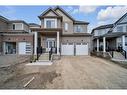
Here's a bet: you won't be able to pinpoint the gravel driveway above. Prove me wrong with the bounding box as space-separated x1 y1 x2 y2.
46 56 127 89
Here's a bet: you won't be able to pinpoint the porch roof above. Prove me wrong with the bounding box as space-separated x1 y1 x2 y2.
31 28 62 32
93 32 127 39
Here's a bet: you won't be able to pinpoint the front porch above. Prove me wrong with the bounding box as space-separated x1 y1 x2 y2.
93 34 127 60
32 28 62 61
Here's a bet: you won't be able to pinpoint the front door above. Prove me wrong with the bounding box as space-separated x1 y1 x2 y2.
46 38 55 52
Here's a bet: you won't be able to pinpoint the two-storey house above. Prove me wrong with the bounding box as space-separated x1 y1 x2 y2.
0 16 33 55
92 13 127 59
31 6 92 56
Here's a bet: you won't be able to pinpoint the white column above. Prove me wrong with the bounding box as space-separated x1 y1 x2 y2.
103 37 106 52
57 32 60 55
34 32 38 55
122 35 125 50
3 42 5 55
97 39 99 52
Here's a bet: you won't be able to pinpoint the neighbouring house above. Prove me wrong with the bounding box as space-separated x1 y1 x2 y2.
92 12 127 59
0 16 34 55
31 6 92 56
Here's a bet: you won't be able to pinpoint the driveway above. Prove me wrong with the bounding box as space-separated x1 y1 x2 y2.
46 56 127 89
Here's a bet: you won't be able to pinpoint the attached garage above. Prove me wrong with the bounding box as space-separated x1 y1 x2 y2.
61 43 89 56
61 43 74 55
18 42 31 55
75 43 88 55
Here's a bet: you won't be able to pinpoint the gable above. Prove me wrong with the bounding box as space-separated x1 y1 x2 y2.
55 9 73 22
39 8 60 18
115 13 127 24
119 15 127 23
44 11 58 16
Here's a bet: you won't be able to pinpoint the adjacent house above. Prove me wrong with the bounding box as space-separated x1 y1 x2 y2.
31 6 92 56
0 16 33 55
92 12 127 59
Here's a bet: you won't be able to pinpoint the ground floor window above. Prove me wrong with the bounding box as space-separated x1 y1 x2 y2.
5 42 16 54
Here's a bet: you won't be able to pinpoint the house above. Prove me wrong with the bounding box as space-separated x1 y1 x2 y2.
0 16 34 55
92 12 127 59
0 6 92 57
31 6 92 56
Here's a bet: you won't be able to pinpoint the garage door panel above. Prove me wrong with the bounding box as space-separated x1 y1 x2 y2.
19 42 26 54
61 44 74 55
76 44 88 55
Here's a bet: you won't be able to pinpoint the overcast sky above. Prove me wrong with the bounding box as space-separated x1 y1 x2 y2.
0 5 127 32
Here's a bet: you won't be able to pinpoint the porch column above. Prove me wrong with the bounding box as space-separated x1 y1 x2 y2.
103 37 106 52
122 35 125 50
97 39 99 52
34 32 38 55
57 32 60 55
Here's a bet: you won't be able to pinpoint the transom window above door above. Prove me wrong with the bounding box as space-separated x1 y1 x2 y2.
44 19 57 28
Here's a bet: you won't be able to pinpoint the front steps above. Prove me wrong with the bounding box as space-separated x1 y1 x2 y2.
38 53 50 61
111 51 127 61
113 51 125 60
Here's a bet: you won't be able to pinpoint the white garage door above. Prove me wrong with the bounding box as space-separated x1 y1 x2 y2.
19 42 26 54
61 43 74 55
76 43 88 55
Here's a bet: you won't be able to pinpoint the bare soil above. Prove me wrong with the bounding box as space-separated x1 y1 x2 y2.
1 56 127 89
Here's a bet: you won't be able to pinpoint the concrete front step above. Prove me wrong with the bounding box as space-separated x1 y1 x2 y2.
112 58 127 62
26 61 52 66
37 60 50 62
113 51 125 60
38 53 49 60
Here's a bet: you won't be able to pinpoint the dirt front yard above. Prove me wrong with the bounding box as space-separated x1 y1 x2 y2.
46 56 127 89
1 56 127 89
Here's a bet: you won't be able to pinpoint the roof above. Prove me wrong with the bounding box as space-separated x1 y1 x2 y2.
38 7 61 19
93 24 113 30
29 23 41 27
9 20 29 26
54 6 75 21
108 12 127 32
74 20 89 24
62 33 92 37
0 15 9 22
91 24 114 34
114 12 127 25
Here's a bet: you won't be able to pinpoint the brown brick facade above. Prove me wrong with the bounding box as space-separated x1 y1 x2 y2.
1 34 34 55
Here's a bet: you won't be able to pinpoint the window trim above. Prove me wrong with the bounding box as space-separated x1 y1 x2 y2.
74 25 83 33
44 18 57 28
64 23 68 31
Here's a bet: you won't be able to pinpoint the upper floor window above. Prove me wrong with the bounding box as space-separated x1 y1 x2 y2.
44 19 57 28
64 23 68 31
75 25 83 32
117 26 123 32
12 24 15 30
126 25 127 32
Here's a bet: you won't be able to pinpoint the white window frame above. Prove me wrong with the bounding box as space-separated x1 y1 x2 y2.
75 25 83 33
44 18 57 28
64 23 68 31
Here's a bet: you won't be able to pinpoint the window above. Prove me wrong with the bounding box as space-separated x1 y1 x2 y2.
45 19 56 28
117 26 123 32
125 37 127 46
126 25 127 32
12 24 15 30
64 23 68 31
75 25 83 32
